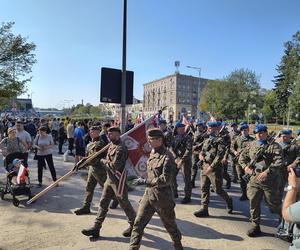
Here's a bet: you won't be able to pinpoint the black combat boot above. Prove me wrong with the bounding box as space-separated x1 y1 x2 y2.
81 223 101 237
227 197 233 214
247 225 262 237
109 199 119 209
122 225 133 237
74 205 91 215
194 208 209 217
181 197 191 204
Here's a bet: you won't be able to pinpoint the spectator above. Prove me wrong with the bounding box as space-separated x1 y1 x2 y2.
33 126 57 187
74 121 86 164
0 127 26 167
24 119 37 141
57 121 66 155
66 119 75 156
15 120 32 167
51 118 59 145
282 168 300 249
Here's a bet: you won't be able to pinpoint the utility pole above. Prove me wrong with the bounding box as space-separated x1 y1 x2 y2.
120 0 127 133
186 65 201 119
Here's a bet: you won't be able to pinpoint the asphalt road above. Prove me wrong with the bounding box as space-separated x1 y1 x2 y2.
0 148 290 250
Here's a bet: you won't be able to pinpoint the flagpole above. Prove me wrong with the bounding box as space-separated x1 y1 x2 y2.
27 112 161 205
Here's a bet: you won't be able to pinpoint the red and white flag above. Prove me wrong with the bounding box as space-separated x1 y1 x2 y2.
17 164 27 184
122 115 157 178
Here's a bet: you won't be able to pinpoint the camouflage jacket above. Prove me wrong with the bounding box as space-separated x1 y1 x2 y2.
200 135 226 170
231 135 255 162
86 137 108 168
100 139 128 183
193 130 208 153
218 129 231 161
279 142 300 170
171 133 193 161
144 146 176 208
239 140 283 181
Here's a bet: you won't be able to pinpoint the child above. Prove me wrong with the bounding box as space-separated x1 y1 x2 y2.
7 159 28 185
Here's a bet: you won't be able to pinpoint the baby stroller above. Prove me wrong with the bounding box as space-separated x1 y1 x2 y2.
1 152 32 207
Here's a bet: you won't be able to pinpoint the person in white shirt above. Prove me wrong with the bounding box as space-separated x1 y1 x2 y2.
67 120 75 156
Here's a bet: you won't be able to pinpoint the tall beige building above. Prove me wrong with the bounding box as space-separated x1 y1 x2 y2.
143 73 209 122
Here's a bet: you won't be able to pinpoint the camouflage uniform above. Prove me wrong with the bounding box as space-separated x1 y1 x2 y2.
95 139 136 228
278 141 300 200
239 140 282 227
129 146 182 250
229 129 240 182
198 134 232 212
171 133 193 199
219 129 232 188
231 134 255 198
191 129 207 187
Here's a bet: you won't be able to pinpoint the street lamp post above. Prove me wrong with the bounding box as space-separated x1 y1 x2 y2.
187 66 201 119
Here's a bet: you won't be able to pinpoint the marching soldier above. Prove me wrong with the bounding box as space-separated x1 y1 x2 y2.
81 126 136 238
171 122 193 204
218 121 232 189
74 125 118 215
229 122 240 183
130 128 183 250
158 119 174 148
194 121 233 217
191 121 207 188
278 129 300 200
231 123 254 200
239 124 282 237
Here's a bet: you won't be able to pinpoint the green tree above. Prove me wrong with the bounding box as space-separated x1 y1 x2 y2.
273 31 300 123
0 22 36 107
262 90 277 122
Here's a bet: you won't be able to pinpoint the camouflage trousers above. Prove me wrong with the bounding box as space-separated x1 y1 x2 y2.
200 168 231 209
95 180 136 227
247 178 282 226
236 164 247 196
129 193 182 250
82 165 107 207
278 171 288 201
173 159 192 198
191 153 200 179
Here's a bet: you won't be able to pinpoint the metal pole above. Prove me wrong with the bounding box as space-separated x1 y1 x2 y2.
120 0 127 133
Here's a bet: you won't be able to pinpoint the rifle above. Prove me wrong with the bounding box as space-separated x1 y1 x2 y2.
242 131 279 182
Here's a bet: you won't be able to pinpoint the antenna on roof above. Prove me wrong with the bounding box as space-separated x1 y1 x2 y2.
174 61 180 74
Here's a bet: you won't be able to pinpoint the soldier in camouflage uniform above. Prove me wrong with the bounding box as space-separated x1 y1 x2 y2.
278 129 300 200
74 126 118 215
217 122 232 189
239 124 282 237
129 128 183 250
159 119 174 148
229 122 240 183
81 127 136 238
231 123 254 200
191 121 207 188
171 122 193 204
194 121 233 217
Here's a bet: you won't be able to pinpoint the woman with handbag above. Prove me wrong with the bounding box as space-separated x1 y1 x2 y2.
33 126 57 187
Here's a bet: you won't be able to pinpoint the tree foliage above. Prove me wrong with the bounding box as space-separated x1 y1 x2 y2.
200 68 262 120
0 22 36 106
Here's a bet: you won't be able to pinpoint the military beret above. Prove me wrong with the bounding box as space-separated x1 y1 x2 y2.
216 121 222 126
196 121 206 127
297 129 300 136
175 122 185 128
158 119 167 125
108 126 121 133
240 121 248 126
89 126 101 131
222 121 228 126
253 124 267 134
240 124 249 130
230 122 237 127
207 121 218 128
147 128 164 138
281 129 292 135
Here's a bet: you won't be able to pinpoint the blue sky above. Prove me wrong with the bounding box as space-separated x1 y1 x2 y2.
2 0 300 108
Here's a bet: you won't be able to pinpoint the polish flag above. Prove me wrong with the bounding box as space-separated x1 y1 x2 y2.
17 164 27 184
